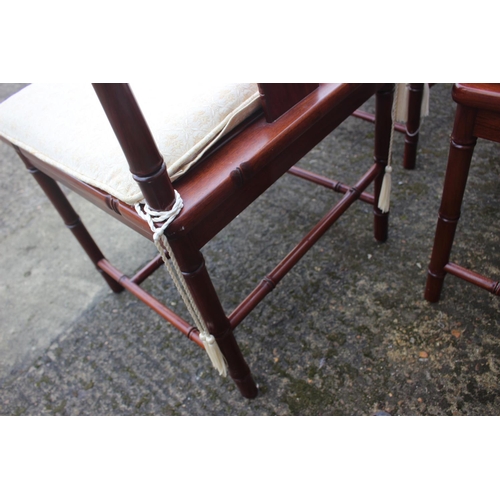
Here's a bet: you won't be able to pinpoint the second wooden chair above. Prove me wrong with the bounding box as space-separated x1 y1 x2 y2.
425 83 500 302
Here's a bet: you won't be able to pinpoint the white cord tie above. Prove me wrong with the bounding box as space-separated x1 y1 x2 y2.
379 83 430 213
138 191 184 242
135 191 227 377
378 84 400 213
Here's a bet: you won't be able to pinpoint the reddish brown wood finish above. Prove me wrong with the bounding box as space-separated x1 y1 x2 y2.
97 258 202 346
92 84 176 212
403 83 425 170
9 83 395 399
352 83 429 170
131 255 165 285
373 84 394 242
16 148 154 240
167 234 257 398
453 84 500 112
287 166 375 204
229 161 382 329
352 109 406 134
15 148 124 294
169 83 380 248
258 83 319 122
425 83 500 302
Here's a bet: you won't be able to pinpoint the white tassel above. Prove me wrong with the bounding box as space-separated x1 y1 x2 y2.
378 83 429 213
395 84 409 122
395 83 430 123
377 83 400 214
421 83 430 117
200 332 227 377
378 165 392 213
135 193 228 378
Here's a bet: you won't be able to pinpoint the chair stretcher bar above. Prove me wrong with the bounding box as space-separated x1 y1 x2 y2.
97 258 203 348
229 162 382 329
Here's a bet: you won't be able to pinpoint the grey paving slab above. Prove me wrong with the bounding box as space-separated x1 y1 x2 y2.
0 84 156 380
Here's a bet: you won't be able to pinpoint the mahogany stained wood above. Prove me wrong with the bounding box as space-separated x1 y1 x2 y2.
97 258 202 346
16 150 124 294
93 84 176 212
352 109 406 134
287 165 375 204
258 83 319 122
229 161 382 329
403 83 425 170
425 83 500 302
131 255 165 285
7 82 395 399
352 83 429 170
170 83 381 249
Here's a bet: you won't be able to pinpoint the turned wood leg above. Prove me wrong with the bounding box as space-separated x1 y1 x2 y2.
169 236 258 399
425 104 477 302
373 83 394 242
18 152 124 293
404 83 424 170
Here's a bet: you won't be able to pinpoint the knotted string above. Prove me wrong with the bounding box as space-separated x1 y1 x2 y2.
378 84 400 213
379 83 430 213
135 191 227 377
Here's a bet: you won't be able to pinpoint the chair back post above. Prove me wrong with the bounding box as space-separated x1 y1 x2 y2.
257 83 319 122
92 83 176 211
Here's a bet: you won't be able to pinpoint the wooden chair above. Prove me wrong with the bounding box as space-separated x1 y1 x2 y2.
0 83 395 398
425 83 500 302
353 83 430 169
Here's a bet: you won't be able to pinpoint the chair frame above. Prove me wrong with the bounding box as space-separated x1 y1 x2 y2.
6 83 395 398
353 83 428 170
425 83 500 302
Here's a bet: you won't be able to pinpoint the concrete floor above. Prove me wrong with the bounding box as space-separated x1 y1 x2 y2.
0 83 499 415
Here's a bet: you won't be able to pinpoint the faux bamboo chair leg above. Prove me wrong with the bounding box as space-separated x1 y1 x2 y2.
93 83 258 397
424 103 477 302
169 236 258 399
404 83 425 170
17 150 124 294
372 83 394 242
353 83 427 170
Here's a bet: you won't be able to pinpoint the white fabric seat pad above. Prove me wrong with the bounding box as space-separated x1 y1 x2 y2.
0 83 261 205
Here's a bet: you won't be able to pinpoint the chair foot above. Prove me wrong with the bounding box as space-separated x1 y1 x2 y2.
424 269 445 302
403 139 418 170
374 211 389 242
231 371 259 399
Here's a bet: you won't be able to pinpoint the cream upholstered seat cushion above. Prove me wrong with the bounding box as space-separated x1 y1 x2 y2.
0 83 261 205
